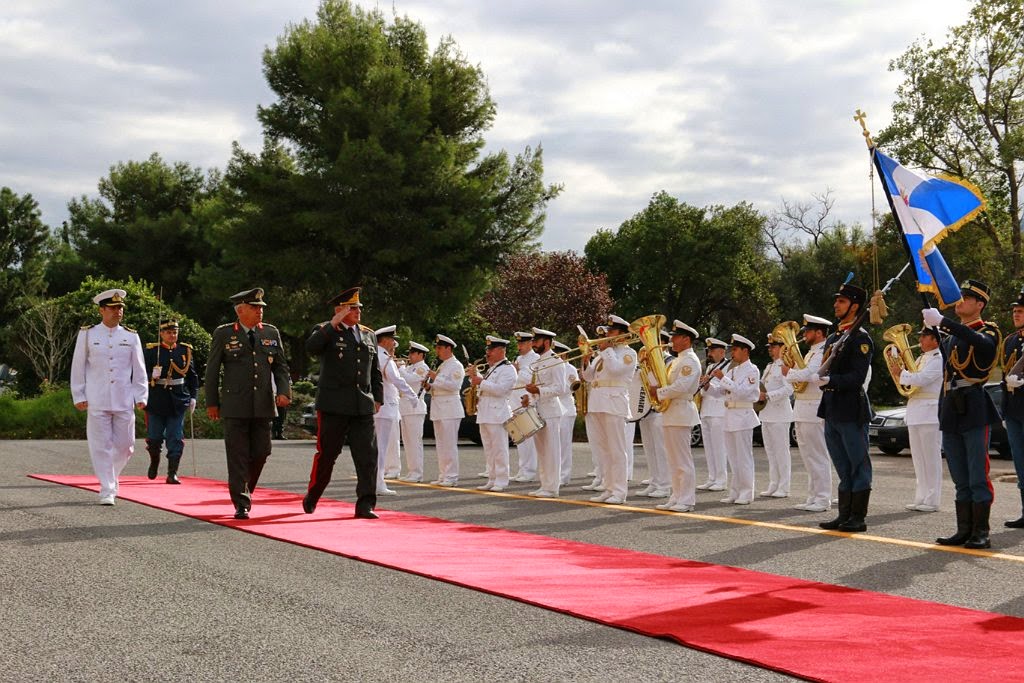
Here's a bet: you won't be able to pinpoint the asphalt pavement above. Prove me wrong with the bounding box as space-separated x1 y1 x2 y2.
3 437 1024 682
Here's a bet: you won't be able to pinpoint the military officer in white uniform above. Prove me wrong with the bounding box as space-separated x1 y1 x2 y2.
428 334 465 486
373 325 417 495
553 341 579 486
759 335 794 497
511 331 539 482
398 341 430 482
898 326 944 512
634 329 671 498
698 338 730 491
581 316 636 504
650 321 702 512
469 335 517 491
710 334 761 505
783 314 833 513
71 289 148 505
523 327 568 497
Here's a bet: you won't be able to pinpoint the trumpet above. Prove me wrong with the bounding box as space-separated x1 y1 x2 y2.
882 323 921 398
531 329 641 372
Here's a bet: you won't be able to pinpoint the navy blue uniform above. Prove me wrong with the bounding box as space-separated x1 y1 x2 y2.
999 330 1024 493
143 342 199 471
818 326 873 492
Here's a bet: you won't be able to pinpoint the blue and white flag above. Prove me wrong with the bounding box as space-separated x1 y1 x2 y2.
874 150 986 308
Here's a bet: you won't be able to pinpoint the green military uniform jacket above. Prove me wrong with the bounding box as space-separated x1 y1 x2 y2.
306 321 383 415
205 321 291 419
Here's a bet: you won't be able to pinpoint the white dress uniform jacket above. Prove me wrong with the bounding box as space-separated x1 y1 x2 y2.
562 364 580 417
658 348 702 427
475 360 517 425
527 350 568 419
515 349 540 388
760 359 795 423
700 364 727 418
716 360 761 431
377 349 416 419
399 361 429 416
429 356 465 420
900 348 942 426
786 341 826 422
71 323 148 409
581 345 636 417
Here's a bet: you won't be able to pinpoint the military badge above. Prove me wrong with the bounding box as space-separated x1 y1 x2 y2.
748 377 756 384
860 343 869 355
623 354 634 364
682 366 692 376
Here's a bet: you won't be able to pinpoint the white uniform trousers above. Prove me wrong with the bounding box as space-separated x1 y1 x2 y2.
400 414 425 481
374 415 398 492
585 413 605 487
639 415 670 491
908 423 943 508
795 421 831 509
384 423 401 477
558 414 575 485
87 409 136 499
533 419 562 494
480 423 510 488
662 425 696 507
701 415 727 487
592 412 628 500
760 422 792 496
433 418 460 483
725 429 755 504
624 421 636 480
514 436 538 480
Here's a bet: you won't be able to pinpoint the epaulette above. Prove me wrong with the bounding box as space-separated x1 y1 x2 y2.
262 323 278 329
180 342 193 349
146 342 159 349
215 322 234 331
80 324 92 330
123 326 137 333
359 324 373 332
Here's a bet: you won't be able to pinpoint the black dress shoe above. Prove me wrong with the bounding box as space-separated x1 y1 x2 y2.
302 496 315 514
166 473 181 485
234 508 249 520
354 509 379 519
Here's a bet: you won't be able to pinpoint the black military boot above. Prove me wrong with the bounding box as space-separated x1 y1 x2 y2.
165 457 181 485
964 502 991 549
1004 490 1024 528
936 500 973 545
819 490 851 530
838 489 870 533
145 439 162 480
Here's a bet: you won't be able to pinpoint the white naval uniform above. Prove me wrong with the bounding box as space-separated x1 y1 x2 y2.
785 341 831 510
699 365 729 489
475 359 517 489
900 348 943 509
70 323 148 501
512 349 540 481
632 364 667 494
398 361 429 481
581 345 636 502
657 348 702 509
713 359 761 504
429 356 465 484
759 358 794 497
558 364 580 485
526 350 568 495
375 349 416 492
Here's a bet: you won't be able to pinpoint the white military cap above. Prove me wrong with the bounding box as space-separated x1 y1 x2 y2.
608 314 630 329
659 329 671 341
731 333 755 350
408 341 429 353
485 335 509 347
596 325 608 335
671 320 698 338
94 288 127 307
705 337 728 349
802 314 833 330
553 340 571 353
434 334 456 347
531 326 557 339
513 331 534 341
374 324 397 338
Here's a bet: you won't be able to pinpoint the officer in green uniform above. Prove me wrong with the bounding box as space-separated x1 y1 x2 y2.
205 288 292 519
143 319 199 484
302 287 384 519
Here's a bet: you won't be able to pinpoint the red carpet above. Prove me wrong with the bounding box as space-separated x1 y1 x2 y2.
30 474 1024 683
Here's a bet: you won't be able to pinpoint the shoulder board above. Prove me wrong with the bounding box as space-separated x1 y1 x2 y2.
123 326 137 333
215 322 234 331
146 342 159 349
180 342 193 349
262 323 278 330
80 324 92 330
359 324 372 332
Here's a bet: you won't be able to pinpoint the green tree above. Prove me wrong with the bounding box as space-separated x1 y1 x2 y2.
199 0 560 338
0 187 49 329
878 0 1024 276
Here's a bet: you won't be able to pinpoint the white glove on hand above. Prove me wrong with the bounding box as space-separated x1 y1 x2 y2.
1007 375 1024 389
811 374 829 387
899 370 913 385
189 398 197 414
922 308 943 328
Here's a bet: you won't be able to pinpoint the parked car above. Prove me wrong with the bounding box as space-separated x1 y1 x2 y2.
869 382 1010 458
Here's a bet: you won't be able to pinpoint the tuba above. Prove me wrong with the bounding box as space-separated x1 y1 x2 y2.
772 321 807 393
629 314 672 412
882 323 920 398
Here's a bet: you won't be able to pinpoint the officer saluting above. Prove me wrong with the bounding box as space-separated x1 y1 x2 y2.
143 319 199 484
205 288 292 519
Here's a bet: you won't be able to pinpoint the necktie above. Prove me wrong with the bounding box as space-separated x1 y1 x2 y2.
248 329 256 349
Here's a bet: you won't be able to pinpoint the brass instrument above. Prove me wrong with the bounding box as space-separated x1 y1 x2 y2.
772 321 808 393
882 323 920 398
462 356 486 416
629 314 672 412
571 378 588 416
1005 346 1024 393
530 329 641 372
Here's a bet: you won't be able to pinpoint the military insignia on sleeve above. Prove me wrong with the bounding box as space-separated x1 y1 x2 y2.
681 366 692 376
860 344 869 354
416 368 426 376
623 354 634 364
748 377 756 384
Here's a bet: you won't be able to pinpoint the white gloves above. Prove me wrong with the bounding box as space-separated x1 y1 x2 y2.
811 374 829 387
1007 375 1024 389
922 308 944 328
899 370 913 385
189 398 197 414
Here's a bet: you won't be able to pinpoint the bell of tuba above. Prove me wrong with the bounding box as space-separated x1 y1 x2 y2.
772 321 808 393
882 323 920 398
629 314 672 412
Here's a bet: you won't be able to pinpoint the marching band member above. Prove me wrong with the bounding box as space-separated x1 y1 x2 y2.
428 334 465 486
710 334 760 505
783 314 832 513
759 335 793 498
650 321 702 512
581 316 636 504
469 335 517 492
373 325 416 496
511 331 539 482
553 340 579 486
398 341 430 482
925 279 1001 548
636 330 671 498
1002 287 1024 528
698 338 729 492
897 326 944 512
582 325 609 491
523 327 568 497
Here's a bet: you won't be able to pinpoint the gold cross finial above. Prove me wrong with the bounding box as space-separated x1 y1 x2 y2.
854 109 875 149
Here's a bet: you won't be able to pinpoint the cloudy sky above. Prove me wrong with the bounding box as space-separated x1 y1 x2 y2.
1 0 972 252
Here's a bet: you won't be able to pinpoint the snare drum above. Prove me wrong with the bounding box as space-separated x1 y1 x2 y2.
503 405 546 444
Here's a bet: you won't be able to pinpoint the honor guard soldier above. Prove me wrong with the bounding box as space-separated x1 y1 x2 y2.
143 319 199 484
698 338 730 491
71 289 148 505
511 331 540 482
302 287 382 518
398 341 431 482
649 321 702 512
523 327 569 497
1002 286 1024 528
783 314 833 512
817 282 874 533
373 325 416 496
469 335 517 491
429 334 465 486
553 340 579 487
924 279 1002 548
898 327 944 512
759 334 793 498
710 334 761 505
206 288 291 519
